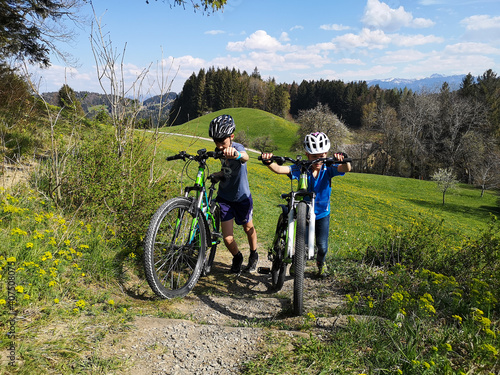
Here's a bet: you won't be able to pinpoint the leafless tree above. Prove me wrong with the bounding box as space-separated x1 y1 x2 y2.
296 103 351 153
90 6 151 157
470 151 500 197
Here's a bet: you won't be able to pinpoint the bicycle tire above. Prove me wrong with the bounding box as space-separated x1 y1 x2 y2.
143 197 206 299
293 201 307 316
271 213 287 291
203 203 220 276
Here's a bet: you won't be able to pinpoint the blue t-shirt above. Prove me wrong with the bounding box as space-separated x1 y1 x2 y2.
289 164 344 220
216 142 251 202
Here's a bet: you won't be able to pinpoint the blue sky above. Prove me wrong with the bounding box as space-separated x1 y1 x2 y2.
31 0 500 96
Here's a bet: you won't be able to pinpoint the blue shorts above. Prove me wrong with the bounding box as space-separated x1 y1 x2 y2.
216 195 253 225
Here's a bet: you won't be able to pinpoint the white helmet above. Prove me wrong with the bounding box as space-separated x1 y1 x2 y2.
304 132 330 154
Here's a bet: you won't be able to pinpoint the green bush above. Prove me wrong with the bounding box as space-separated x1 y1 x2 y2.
37 130 176 248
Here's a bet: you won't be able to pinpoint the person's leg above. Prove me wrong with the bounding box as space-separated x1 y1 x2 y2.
243 219 257 251
315 215 330 276
221 219 239 256
242 219 258 272
221 219 243 273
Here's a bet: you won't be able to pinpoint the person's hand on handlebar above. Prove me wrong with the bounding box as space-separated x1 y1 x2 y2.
333 152 352 173
260 153 290 174
261 152 274 165
333 152 346 162
223 146 239 159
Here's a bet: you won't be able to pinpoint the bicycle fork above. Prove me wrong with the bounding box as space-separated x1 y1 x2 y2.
286 193 316 261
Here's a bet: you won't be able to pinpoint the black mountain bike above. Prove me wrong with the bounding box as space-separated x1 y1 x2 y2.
258 154 351 316
143 149 223 299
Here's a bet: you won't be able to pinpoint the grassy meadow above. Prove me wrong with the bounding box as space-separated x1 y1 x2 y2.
0 108 499 374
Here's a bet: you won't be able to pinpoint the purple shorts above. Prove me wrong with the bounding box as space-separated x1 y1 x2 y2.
216 195 254 225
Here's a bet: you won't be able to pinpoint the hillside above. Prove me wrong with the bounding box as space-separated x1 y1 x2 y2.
41 91 177 121
160 108 300 154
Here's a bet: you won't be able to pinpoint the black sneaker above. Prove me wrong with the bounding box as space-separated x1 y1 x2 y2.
243 251 259 273
230 252 243 274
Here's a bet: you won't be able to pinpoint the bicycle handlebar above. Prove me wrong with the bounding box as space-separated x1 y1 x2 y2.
166 149 237 162
258 154 352 166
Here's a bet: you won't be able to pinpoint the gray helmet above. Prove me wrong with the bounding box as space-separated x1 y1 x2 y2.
304 132 331 154
209 115 235 139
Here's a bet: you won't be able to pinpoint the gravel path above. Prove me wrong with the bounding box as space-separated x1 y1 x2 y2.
101 253 348 375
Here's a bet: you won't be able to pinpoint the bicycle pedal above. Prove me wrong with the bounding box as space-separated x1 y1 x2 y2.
257 267 270 274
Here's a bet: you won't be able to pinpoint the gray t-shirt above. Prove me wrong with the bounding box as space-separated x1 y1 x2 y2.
216 142 251 202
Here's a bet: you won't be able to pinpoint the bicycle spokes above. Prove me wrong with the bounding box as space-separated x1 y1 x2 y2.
153 206 202 290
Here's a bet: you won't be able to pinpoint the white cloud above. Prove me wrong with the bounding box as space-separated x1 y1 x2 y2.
392 33 443 47
29 65 96 93
461 15 500 30
333 28 391 50
402 53 495 77
376 49 427 64
336 58 365 65
280 32 290 42
332 28 442 51
311 42 337 52
290 25 304 31
320 24 351 31
205 30 225 35
226 30 284 52
444 42 500 55
362 0 435 31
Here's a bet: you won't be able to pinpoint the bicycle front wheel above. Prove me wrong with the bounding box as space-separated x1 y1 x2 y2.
271 213 287 291
144 198 206 299
293 201 307 316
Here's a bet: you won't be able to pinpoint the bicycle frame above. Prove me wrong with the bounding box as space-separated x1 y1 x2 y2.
173 150 221 249
285 187 316 261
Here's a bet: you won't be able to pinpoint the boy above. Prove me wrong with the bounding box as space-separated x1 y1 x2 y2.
261 131 351 278
209 114 259 274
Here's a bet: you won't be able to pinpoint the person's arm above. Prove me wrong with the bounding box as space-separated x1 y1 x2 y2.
333 152 352 173
261 153 290 174
224 146 249 163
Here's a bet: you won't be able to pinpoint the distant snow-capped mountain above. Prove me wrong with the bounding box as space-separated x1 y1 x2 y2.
367 74 466 92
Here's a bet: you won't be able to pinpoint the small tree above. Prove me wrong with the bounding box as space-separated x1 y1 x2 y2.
296 103 351 153
252 135 277 153
58 84 84 116
431 168 458 205
234 130 249 147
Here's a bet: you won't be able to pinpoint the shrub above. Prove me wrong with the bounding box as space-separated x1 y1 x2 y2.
36 130 176 248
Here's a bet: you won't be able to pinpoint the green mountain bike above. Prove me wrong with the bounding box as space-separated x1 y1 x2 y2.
143 148 223 299
258 154 352 316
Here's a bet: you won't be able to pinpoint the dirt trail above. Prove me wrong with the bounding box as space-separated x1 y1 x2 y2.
101 251 349 375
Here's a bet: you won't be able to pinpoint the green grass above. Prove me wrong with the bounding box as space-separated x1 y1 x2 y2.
1 107 499 374
160 108 300 154
144 123 498 257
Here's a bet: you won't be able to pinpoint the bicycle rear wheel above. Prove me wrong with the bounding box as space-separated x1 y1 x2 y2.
144 198 206 299
270 213 287 291
293 201 307 316
203 203 220 276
